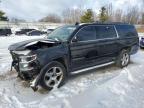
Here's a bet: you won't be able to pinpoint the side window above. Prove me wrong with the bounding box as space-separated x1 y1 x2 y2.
76 26 96 41
95 26 117 39
116 25 137 38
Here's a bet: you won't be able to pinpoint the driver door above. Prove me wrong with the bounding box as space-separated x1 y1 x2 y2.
70 26 99 71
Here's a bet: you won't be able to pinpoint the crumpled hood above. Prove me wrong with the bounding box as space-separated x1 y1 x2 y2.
8 38 56 51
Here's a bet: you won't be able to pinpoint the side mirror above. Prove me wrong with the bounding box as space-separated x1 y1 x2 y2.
72 36 78 43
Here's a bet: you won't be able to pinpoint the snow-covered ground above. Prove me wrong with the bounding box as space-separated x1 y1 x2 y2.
0 34 144 108
139 33 144 37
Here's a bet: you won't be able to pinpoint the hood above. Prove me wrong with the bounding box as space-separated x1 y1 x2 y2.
8 38 59 51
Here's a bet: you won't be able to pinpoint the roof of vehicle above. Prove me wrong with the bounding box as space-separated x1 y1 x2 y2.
77 22 131 26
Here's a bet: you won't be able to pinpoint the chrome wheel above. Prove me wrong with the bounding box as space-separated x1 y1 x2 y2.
121 53 129 66
44 67 63 88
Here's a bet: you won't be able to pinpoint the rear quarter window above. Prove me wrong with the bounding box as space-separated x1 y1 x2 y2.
115 25 138 38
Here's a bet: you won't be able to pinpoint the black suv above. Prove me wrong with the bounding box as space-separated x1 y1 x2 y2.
0 28 12 36
8 23 139 91
15 29 35 35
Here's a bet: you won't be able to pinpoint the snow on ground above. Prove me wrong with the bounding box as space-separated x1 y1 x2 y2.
138 33 144 37
0 34 144 108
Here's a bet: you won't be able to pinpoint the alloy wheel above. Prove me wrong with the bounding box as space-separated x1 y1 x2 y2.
44 67 63 88
121 53 129 66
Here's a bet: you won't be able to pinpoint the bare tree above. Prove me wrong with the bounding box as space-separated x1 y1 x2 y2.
39 14 61 23
141 13 144 24
122 6 140 24
106 3 114 22
114 9 123 22
93 12 99 21
141 0 144 24
62 7 84 23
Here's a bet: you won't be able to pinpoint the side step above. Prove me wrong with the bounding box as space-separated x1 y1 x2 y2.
71 61 115 75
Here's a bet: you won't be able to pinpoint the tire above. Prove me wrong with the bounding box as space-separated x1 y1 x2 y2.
116 49 130 68
40 61 66 90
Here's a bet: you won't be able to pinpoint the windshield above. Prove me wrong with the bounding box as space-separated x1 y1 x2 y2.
47 25 76 41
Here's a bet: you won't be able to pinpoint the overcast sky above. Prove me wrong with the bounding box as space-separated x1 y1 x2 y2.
0 0 142 21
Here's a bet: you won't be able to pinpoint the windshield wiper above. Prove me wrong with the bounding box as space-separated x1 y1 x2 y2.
54 37 62 42
47 37 62 42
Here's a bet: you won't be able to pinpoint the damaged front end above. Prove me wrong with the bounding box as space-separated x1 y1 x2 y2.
9 39 60 91
10 50 40 79
10 50 41 91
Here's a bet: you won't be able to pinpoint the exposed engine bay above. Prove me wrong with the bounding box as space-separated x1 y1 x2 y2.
25 40 60 50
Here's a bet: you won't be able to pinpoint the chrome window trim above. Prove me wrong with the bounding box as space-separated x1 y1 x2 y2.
71 25 119 44
114 25 119 38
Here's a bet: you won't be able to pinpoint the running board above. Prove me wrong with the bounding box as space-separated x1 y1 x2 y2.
71 61 115 75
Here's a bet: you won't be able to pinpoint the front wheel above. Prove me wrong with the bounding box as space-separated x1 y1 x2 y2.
116 50 130 68
40 61 66 90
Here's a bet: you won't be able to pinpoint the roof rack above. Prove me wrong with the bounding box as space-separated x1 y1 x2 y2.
93 21 128 25
74 21 129 26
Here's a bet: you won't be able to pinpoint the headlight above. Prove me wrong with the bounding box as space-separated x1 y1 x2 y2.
19 55 37 63
13 50 31 55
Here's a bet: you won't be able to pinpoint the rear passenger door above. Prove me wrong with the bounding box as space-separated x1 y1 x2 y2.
95 25 119 60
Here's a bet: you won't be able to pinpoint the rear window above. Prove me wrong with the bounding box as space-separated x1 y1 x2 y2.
115 25 137 38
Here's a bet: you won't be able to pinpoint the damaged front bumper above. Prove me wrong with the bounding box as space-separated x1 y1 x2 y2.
10 51 41 91
12 62 41 91
30 75 40 91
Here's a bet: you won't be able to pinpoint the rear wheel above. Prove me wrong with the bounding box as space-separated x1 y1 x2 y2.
116 50 130 68
40 61 66 90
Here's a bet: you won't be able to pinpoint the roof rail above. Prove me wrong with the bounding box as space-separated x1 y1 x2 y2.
93 21 128 25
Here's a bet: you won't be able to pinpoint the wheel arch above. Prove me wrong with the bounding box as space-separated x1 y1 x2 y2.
53 57 67 69
120 46 131 52
51 55 70 75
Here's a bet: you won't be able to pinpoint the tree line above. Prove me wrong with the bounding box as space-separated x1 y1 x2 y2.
0 2 144 24
39 3 144 24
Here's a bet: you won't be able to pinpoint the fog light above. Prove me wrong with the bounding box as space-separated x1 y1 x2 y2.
19 63 33 71
23 64 29 68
